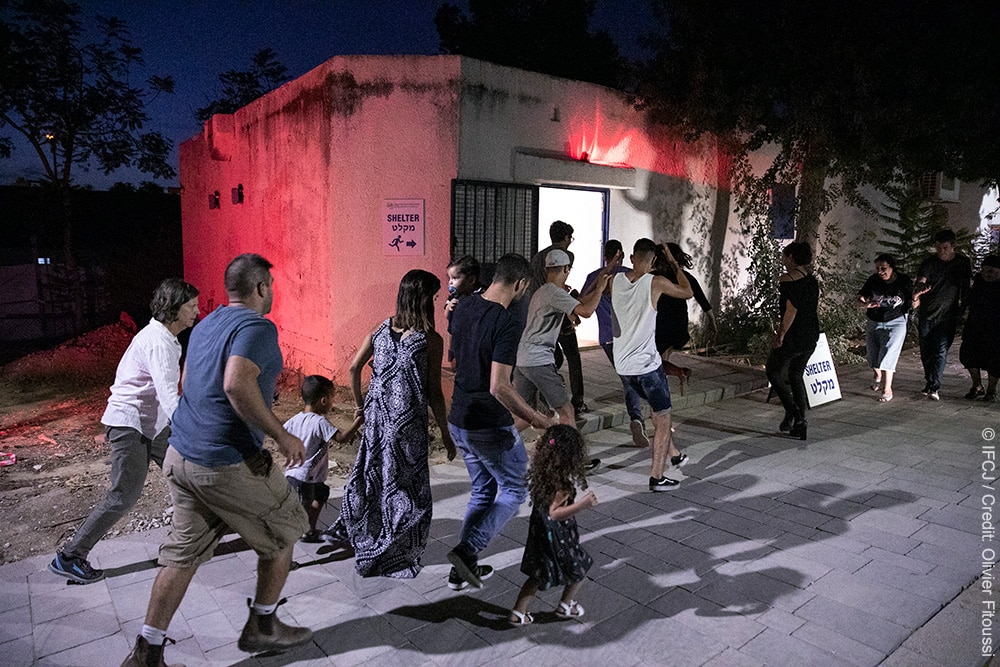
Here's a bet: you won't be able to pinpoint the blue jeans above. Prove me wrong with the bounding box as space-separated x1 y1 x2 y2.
602 342 643 421
918 316 957 392
448 424 528 558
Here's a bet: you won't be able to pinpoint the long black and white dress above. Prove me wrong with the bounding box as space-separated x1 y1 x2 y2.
342 319 431 578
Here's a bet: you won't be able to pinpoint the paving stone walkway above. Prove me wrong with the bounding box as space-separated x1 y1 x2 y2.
2 344 993 666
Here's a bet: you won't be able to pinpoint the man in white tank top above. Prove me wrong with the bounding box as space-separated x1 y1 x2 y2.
611 239 693 490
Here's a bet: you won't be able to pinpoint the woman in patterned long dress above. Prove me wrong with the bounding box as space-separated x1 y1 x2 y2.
341 270 456 578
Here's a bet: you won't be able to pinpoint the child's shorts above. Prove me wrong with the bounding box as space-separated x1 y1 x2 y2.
286 477 330 506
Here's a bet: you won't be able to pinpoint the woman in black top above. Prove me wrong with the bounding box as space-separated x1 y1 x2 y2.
652 243 717 390
765 242 820 440
857 254 912 402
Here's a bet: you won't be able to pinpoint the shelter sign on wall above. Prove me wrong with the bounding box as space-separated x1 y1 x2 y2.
382 199 425 256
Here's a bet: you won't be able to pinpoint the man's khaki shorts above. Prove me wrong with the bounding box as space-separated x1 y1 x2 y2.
158 445 307 567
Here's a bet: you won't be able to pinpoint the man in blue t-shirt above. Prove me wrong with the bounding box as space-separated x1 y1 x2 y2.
446 253 555 591
122 254 312 667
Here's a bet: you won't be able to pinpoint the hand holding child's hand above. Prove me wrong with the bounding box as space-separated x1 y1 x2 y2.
579 489 598 508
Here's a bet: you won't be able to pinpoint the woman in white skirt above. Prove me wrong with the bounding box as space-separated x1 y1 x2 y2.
858 254 913 402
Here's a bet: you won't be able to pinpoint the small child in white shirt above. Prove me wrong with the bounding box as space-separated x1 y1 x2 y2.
284 375 362 542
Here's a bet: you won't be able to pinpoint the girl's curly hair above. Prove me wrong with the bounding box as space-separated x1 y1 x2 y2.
528 424 588 508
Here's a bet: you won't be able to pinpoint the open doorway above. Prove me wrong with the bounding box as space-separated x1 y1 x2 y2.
538 186 608 347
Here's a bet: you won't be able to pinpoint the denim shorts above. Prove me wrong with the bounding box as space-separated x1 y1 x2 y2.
620 365 672 413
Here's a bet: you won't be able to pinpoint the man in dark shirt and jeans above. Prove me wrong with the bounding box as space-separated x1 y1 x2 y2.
447 253 555 590
914 229 972 400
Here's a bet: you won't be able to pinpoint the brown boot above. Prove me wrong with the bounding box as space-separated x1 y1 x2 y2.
120 635 182 667
237 598 313 653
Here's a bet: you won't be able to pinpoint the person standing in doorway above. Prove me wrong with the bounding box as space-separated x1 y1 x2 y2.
50 279 199 585
611 239 693 491
446 253 556 590
121 254 312 667
529 221 588 415
913 229 972 400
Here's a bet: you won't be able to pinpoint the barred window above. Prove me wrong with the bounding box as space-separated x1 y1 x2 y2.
451 180 538 267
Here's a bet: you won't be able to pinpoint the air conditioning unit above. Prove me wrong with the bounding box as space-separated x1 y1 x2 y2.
918 172 960 202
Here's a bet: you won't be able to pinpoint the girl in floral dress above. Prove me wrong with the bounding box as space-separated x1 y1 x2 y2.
509 424 597 625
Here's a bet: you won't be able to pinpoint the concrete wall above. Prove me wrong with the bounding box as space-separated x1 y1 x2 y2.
180 56 461 382
180 54 990 380
454 58 724 306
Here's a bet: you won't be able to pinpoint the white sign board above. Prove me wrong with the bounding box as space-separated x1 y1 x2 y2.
804 333 841 407
382 199 425 256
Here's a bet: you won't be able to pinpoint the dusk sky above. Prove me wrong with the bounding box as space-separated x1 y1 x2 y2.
1 0 654 188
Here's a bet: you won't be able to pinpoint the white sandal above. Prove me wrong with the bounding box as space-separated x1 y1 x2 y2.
509 609 534 626
555 599 585 619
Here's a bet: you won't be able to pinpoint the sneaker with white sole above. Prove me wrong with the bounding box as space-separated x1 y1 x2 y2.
649 475 680 491
447 548 488 589
928 391 940 401
447 565 494 590
48 552 105 584
670 453 688 467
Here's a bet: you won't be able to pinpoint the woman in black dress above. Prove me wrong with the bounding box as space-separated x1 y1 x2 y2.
765 242 820 440
653 243 716 390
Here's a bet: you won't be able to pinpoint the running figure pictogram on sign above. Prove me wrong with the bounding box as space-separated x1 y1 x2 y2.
382 199 425 256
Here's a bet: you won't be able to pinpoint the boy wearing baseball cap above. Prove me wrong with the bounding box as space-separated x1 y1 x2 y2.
513 249 616 430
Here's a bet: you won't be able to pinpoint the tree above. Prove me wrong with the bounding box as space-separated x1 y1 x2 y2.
638 0 1000 247
0 1 175 187
435 0 627 89
0 0 173 330
195 48 290 122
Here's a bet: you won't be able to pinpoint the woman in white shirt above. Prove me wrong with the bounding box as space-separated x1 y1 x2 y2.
49 278 199 584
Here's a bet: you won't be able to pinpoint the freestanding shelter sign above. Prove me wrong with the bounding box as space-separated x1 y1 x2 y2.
804 333 841 407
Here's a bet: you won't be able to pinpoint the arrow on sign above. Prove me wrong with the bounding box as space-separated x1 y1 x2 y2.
405 240 417 248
